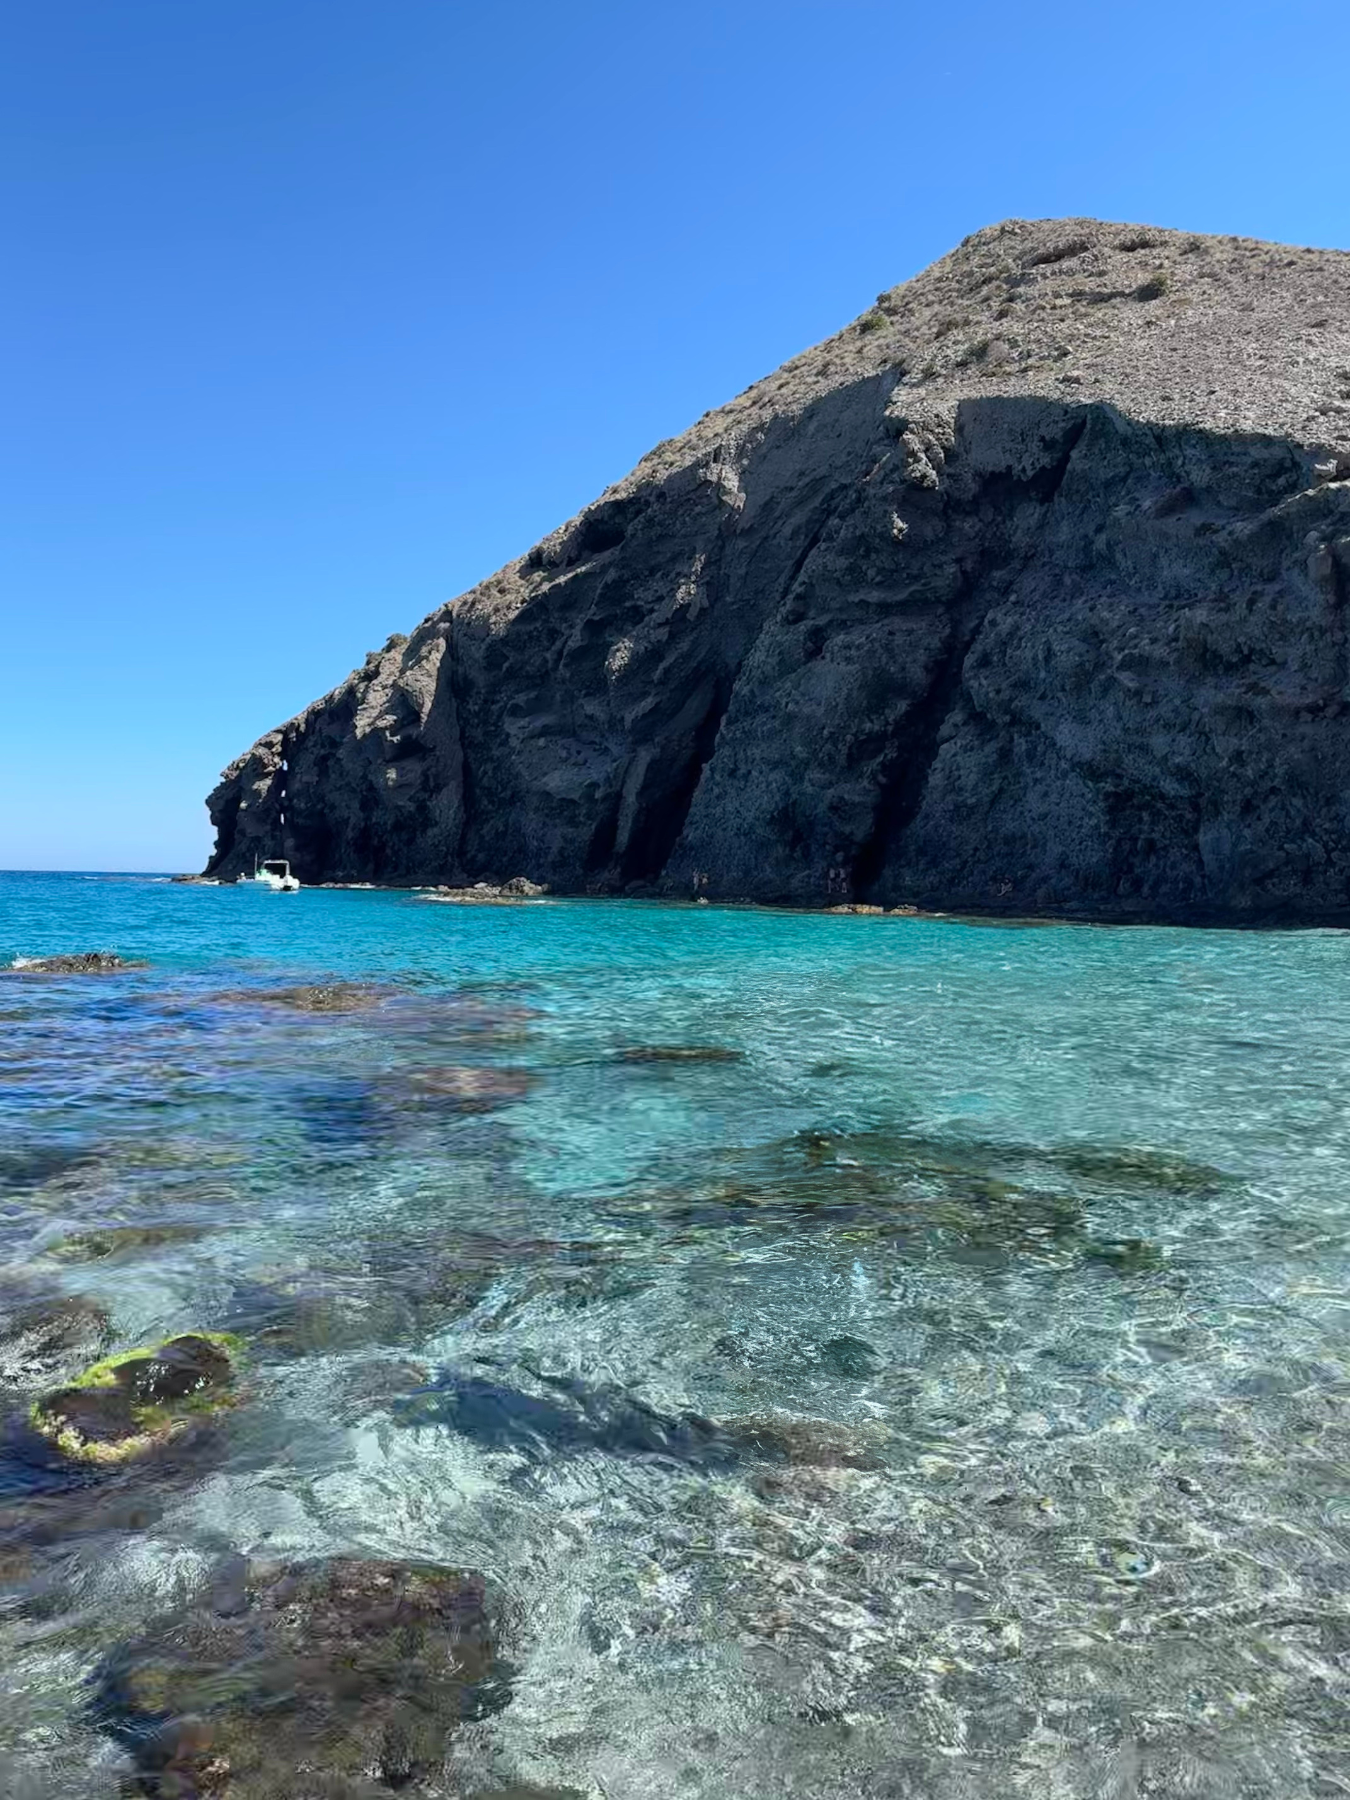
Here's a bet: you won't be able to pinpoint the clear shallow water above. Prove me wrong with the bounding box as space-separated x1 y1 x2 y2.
1 870 1348 1798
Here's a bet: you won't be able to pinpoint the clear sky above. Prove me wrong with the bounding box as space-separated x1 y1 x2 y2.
3 1 1347 871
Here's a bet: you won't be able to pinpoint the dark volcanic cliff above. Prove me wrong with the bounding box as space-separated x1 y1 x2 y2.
206 218 1350 920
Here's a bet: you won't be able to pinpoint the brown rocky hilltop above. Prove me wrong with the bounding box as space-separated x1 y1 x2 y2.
206 217 1350 920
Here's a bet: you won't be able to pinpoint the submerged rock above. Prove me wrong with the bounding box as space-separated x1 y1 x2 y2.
398 1365 881 1473
0 1293 112 1391
617 1045 746 1065
1081 1236 1169 1274
47 1224 208 1264
330 1358 429 1422
399 1368 733 1468
385 993 542 1044
405 1065 536 1111
6 952 145 975
818 1334 881 1379
97 1556 511 1799
244 982 390 1014
472 1789 584 1799
226 1273 421 1360
29 1333 239 1465
718 1411 885 1470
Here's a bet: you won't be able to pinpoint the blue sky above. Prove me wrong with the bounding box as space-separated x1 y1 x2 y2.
3 1 1347 871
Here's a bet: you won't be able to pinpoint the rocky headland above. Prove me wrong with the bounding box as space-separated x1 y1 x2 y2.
205 218 1350 922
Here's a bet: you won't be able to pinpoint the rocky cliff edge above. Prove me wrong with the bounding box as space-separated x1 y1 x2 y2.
206 217 1350 922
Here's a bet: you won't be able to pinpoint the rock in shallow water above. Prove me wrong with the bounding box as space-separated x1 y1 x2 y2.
405 1066 536 1111
47 1223 209 1264
214 982 392 1014
97 1556 511 1798
29 1333 239 1465
0 1293 112 1391
398 1366 883 1473
5 951 145 974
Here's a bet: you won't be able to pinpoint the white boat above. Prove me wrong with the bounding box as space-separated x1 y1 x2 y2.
236 859 301 892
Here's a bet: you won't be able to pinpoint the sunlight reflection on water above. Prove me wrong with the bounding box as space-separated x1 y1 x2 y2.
1 873 1348 1797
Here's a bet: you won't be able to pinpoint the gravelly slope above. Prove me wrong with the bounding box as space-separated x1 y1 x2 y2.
206 218 1350 921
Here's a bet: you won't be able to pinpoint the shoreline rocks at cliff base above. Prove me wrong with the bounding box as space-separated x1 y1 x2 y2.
419 877 549 904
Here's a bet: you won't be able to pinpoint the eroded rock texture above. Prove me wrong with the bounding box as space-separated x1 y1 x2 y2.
206 218 1350 920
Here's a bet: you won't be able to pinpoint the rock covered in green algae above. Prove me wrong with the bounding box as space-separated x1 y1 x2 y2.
98 1556 511 1798
30 1333 240 1465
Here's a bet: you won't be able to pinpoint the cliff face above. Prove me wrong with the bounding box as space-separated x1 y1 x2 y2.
206 218 1350 921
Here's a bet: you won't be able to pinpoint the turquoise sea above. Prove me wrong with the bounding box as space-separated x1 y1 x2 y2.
1 870 1348 1798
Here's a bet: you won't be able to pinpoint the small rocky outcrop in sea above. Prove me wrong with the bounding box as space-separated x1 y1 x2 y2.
29 1332 240 1465
6 952 145 975
97 1555 511 1798
420 877 549 904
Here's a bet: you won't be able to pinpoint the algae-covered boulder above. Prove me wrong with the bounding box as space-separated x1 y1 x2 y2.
98 1556 512 1798
30 1333 239 1465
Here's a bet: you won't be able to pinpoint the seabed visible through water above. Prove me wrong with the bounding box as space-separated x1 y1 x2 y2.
0 870 1347 1799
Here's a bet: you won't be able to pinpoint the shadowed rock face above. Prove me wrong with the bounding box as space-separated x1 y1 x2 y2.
206 217 1350 922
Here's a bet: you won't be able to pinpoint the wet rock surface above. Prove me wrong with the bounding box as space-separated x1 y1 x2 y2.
97 1556 511 1798
204 218 1350 925
6 952 145 975
420 878 549 904
30 1333 239 1465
